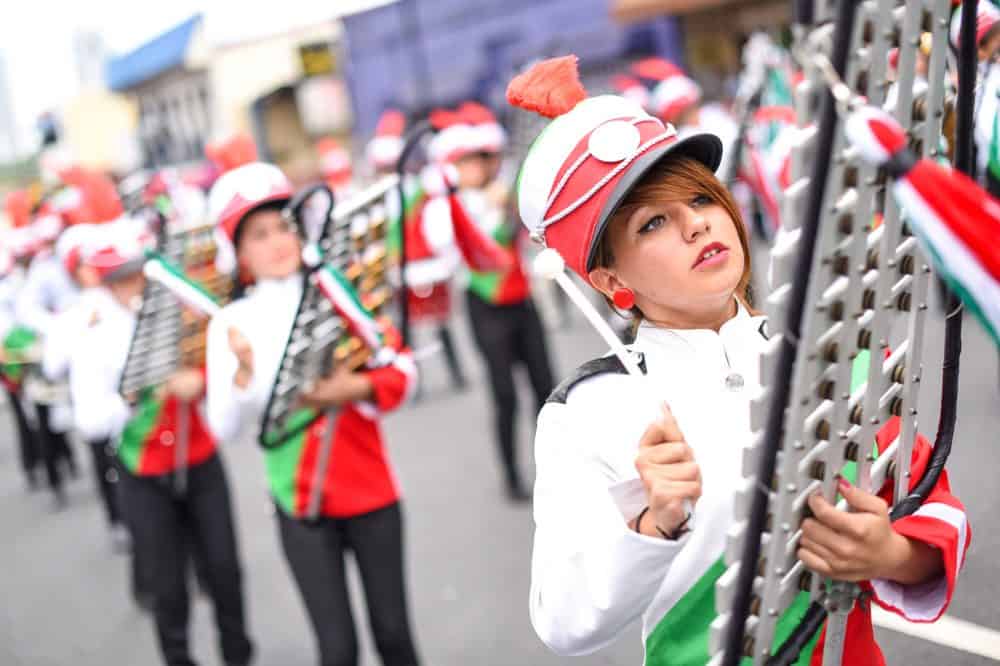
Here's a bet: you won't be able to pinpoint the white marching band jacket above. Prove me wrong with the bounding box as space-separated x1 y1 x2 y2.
529 302 969 664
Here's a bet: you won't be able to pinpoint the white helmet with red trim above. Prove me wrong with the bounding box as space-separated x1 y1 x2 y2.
207 162 293 273
508 55 721 280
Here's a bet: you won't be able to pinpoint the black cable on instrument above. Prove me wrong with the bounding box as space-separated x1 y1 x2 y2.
394 119 434 347
720 2 859 665
889 0 972 520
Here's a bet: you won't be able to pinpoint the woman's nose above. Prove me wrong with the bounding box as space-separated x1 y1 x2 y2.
682 209 710 242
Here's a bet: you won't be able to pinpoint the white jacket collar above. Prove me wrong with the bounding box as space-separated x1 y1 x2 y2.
634 299 765 353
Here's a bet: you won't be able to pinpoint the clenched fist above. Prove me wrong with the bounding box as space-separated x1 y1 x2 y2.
633 403 701 538
163 368 205 401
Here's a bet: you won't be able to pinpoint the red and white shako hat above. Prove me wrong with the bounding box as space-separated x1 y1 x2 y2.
427 108 478 164
366 109 406 170
316 138 352 187
950 2 1000 48
207 162 293 273
55 223 99 275
508 55 721 280
649 72 701 124
80 216 148 281
458 101 507 153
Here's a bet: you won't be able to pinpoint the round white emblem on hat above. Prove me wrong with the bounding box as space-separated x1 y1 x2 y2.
588 120 641 163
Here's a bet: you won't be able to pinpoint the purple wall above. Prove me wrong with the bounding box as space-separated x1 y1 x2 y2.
341 0 683 138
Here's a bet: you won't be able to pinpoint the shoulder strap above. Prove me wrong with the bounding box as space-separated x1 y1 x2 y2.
546 352 646 405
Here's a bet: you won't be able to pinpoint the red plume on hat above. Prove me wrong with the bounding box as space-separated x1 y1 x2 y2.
5 190 32 229
506 55 587 119
206 134 259 174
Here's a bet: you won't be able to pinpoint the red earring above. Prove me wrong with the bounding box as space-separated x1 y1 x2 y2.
612 287 635 310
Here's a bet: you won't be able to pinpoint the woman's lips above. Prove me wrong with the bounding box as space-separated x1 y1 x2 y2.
693 248 730 270
692 242 730 270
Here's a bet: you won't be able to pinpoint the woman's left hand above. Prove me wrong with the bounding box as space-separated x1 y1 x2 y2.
797 477 913 583
299 365 373 410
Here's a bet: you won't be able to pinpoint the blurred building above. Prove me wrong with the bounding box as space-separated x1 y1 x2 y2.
341 0 685 136
106 14 212 168
104 9 375 179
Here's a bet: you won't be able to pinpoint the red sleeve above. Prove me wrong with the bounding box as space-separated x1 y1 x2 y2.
362 323 417 413
865 417 970 622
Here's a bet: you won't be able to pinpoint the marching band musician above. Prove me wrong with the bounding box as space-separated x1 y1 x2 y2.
15 210 81 505
70 219 254 666
45 222 129 544
509 57 969 665
205 162 422 666
1 228 45 491
449 101 556 502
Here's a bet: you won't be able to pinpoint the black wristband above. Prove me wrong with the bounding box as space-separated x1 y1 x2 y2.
634 506 650 534
656 512 692 541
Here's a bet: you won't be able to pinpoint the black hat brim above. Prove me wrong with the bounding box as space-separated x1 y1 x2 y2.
585 132 724 272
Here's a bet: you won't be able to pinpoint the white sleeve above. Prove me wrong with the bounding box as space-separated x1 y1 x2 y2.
421 196 455 253
41 310 73 381
205 311 258 443
529 402 689 656
69 329 129 441
15 263 55 334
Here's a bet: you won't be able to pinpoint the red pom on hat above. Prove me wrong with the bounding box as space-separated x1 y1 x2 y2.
506 55 587 119
375 109 406 137
631 57 684 82
429 108 463 130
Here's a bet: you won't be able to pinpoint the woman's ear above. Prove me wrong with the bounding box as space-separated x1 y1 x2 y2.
587 266 626 302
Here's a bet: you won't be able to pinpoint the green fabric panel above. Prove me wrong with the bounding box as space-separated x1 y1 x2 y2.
118 389 161 474
466 222 514 304
466 270 503 302
264 428 308 515
644 558 822 666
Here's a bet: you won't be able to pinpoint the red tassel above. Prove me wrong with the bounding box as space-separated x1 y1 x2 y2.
506 55 587 119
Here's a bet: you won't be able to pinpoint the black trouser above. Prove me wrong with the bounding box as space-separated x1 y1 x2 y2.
119 453 253 666
465 292 556 489
87 438 121 526
277 502 419 666
3 384 39 482
436 325 466 388
34 402 75 495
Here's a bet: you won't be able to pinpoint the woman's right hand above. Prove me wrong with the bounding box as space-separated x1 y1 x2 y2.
227 326 253 389
633 403 702 538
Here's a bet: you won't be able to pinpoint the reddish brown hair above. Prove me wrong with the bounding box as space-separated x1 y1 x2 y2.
593 156 756 316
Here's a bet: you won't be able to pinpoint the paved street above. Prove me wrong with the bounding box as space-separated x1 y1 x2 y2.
0 283 997 666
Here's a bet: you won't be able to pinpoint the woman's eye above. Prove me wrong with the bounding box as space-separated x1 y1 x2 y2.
691 194 712 207
639 215 665 234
